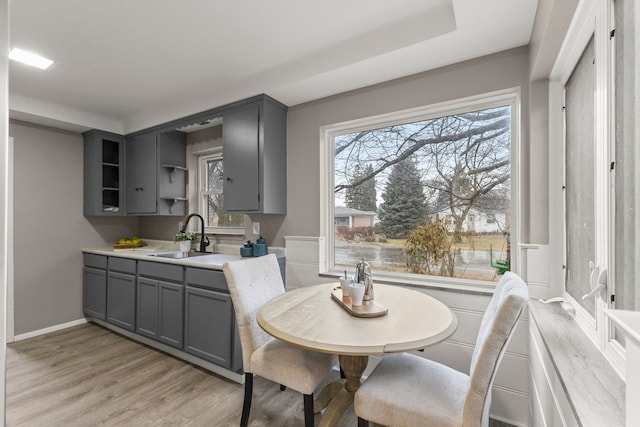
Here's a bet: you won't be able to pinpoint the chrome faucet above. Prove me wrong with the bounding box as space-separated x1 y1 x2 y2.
181 213 210 253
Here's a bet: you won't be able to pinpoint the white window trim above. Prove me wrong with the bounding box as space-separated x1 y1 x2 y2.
549 0 625 377
197 149 245 236
320 88 521 292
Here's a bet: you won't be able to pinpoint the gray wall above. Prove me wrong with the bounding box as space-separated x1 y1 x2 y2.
262 46 533 247
10 120 138 335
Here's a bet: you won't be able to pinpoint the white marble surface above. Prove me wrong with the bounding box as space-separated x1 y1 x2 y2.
257 283 458 356
529 300 624 427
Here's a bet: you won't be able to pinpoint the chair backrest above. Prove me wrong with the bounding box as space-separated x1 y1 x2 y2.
223 253 285 372
463 272 529 426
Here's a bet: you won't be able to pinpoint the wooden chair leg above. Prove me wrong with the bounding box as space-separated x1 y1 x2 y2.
303 393 314 427
241 373 253 427
357 416 370 427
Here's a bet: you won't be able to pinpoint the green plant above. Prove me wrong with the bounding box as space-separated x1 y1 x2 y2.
174 231 196 242
404 218 455 276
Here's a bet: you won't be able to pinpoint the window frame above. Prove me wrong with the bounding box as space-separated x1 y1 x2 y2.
197 149 245 236
549 0 625 376
320 88 521 291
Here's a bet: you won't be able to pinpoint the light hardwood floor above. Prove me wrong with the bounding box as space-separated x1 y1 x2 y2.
6 323 515 427
6 323 354 426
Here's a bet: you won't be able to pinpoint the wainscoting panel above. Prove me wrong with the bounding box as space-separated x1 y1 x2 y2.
492 386 530 427
284 236 331 289
519 244 552 300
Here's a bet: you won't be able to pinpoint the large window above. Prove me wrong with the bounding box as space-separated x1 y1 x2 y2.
198 150 245 234
326 91 519 285
552 0 639 375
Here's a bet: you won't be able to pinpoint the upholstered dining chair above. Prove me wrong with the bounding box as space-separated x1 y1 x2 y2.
354 271 529 427
223 254 336 427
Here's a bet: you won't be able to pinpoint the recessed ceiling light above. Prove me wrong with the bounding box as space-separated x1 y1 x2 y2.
9 48 54 70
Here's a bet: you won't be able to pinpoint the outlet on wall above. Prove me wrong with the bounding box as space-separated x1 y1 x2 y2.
252 222 260 235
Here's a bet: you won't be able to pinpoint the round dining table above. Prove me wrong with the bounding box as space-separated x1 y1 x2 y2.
257 282 458 427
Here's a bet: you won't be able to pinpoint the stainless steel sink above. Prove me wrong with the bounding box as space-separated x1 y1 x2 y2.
148 251 210 259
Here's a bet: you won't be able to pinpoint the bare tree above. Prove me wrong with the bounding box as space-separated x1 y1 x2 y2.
334 107 511 240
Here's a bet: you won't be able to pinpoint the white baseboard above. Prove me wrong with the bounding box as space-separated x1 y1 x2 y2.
13 318 88 342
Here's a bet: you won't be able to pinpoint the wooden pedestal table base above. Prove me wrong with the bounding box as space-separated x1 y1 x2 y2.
313 355 369 427
257 284 457 427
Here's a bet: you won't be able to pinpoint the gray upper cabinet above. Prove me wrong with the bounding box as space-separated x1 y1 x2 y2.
83 130 125 216
82 94 285 217
126 131 187 215
223 96 287 214
126 132 156 214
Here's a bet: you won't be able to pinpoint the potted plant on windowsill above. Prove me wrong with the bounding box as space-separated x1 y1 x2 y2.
175 231 196 253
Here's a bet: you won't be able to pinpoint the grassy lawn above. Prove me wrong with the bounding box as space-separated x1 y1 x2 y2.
345 234 509 252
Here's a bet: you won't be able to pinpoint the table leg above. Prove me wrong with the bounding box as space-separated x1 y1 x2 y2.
339 354 368 392
317 355 368 427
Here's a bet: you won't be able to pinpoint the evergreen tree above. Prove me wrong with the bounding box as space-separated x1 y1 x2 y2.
345 164 377 212
379 158 428 238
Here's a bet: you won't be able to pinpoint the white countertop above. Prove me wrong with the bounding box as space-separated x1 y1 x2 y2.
82 240 246 269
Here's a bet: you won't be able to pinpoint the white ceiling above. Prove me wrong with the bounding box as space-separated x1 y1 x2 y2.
8 0 538 134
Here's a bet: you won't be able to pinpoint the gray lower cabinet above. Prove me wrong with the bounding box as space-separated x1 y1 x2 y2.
106 256 137 331
136 278 184 348
136 276 159 339
83 267 107 319
107 271 136 331
184 286 234 369
84 254 241 374
136 261 184 349
83 254 108 319
158 281 184 348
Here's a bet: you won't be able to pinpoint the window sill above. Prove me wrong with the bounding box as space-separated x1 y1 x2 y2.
529 300 624 426
204 227 245 236
320 270 496 296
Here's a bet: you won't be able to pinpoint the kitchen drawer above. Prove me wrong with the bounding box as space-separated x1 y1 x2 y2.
138 260 184 282
185 267 228 292
108 257 136 274
84 253 107 269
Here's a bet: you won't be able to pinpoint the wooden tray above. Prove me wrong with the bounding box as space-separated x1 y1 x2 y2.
331 288 388 318
112 242 147 249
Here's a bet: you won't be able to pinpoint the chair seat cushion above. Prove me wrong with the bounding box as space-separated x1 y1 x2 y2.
251 338 336 395
355 353 470 427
